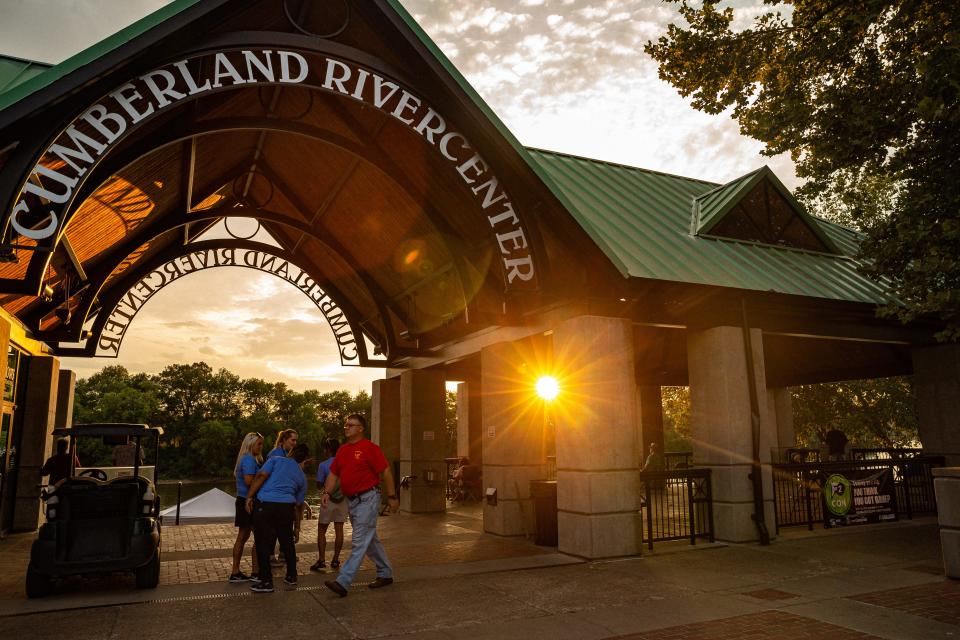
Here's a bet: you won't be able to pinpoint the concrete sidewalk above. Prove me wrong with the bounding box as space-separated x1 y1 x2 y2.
0 515 955 639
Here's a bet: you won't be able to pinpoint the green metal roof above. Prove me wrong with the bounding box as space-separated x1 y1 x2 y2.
0 0 206 114
527 149 894 305
0 55 52 96
691 168 762 234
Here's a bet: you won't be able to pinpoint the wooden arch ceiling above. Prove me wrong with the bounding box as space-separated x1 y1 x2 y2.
0 1 597 364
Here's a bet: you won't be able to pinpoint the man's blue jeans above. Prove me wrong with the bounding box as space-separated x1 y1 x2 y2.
336 489 392 588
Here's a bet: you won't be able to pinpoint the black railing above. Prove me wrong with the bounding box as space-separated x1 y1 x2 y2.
663 451 694 471
771 455 944 532
639 468 714 549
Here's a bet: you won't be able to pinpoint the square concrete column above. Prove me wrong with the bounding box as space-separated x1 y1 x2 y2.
481 340 547 536
399 370 446 513
767 387 794 455
637 385 664 466
687 326 776 542
554 316 642 558
371 378 401 465
456 381 483 466
54 370 77 433
14 355 59 531
913 345 960 466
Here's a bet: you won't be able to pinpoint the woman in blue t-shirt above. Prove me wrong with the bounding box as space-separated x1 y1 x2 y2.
230 432 263 583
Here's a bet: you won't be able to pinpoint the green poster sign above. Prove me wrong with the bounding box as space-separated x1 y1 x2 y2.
822 468 897 528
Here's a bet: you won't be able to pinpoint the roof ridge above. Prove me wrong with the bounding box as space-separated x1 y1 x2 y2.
525 146 721 187
693 166 767 202
0 53 53 67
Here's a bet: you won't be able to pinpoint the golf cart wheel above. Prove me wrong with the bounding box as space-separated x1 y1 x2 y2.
25 565 52 598
135 551 161 589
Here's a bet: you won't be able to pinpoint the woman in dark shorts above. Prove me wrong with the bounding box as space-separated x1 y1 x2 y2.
230 432 263 583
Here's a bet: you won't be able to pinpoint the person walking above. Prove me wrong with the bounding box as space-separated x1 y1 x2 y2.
40 438 80 486
310 438 347 572
322 414 399 597
229 432 263 583
246 443 309 593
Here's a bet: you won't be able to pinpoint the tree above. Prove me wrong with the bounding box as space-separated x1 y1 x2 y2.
190 420 238 477
445 390 457 457
647 1 960 337
792 377 919 449
661 387 692 452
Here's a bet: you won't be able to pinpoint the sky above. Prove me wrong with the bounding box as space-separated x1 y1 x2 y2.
0 0 791 391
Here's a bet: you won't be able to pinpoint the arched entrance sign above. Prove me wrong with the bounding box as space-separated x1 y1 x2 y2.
2 46 537 293
85 245 372 366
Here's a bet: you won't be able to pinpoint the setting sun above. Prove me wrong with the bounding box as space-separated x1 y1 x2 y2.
535 375 560 401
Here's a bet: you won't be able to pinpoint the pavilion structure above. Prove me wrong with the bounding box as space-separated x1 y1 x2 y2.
0 0 953 557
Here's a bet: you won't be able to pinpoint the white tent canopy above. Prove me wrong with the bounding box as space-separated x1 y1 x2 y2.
160 487 235 524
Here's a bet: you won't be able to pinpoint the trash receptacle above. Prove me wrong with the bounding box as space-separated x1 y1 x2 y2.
530 480 558 546
933 467 960 578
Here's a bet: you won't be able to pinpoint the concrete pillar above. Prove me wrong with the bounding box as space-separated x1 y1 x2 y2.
14 355 59 531
554 316 642 558
637 385 664 465
687 326 776 542
768 387 794 453
456 381 483 465
399 370 446 513
54 370 76 433
371 378 401 465
913 345 960 466
481 340 546 536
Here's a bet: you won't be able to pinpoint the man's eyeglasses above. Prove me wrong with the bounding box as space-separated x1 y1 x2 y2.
344 423 362 429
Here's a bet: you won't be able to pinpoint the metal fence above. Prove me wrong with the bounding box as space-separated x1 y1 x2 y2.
639 468 714 549
771 455 944 532
663 451 694 470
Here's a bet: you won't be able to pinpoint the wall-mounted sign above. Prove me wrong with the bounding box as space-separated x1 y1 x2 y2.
95 247 361 365
4 47 536 291
422 431 435 441
822 469 897 528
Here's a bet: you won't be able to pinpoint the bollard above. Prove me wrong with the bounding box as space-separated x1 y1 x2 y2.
175 481 182 526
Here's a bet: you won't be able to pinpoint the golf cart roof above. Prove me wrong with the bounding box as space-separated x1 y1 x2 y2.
53 423 163 437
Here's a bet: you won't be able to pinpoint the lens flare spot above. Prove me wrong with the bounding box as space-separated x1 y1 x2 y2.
536 376 560 401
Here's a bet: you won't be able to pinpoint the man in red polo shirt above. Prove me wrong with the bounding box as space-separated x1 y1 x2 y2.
321 413 399 597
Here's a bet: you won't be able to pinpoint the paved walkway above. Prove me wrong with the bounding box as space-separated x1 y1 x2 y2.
0 508 955 640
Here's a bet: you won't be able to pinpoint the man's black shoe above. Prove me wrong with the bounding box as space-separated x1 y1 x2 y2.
368 577 394 589
324 579 348 597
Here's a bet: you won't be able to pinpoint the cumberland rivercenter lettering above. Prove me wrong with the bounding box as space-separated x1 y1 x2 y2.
97 247 360 364
9 47 535 285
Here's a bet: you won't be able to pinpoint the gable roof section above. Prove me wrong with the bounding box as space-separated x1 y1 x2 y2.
0 55 52 96
527 149 894 306
692 165 840 254
0 0 218 122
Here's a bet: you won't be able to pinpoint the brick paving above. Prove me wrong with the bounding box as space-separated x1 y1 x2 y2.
612 611 883 640
848 580 960 626
1 503 552 593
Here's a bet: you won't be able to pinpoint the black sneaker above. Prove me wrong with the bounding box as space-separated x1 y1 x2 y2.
284 575 298 587
229 572 253 583
251 581 274 593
